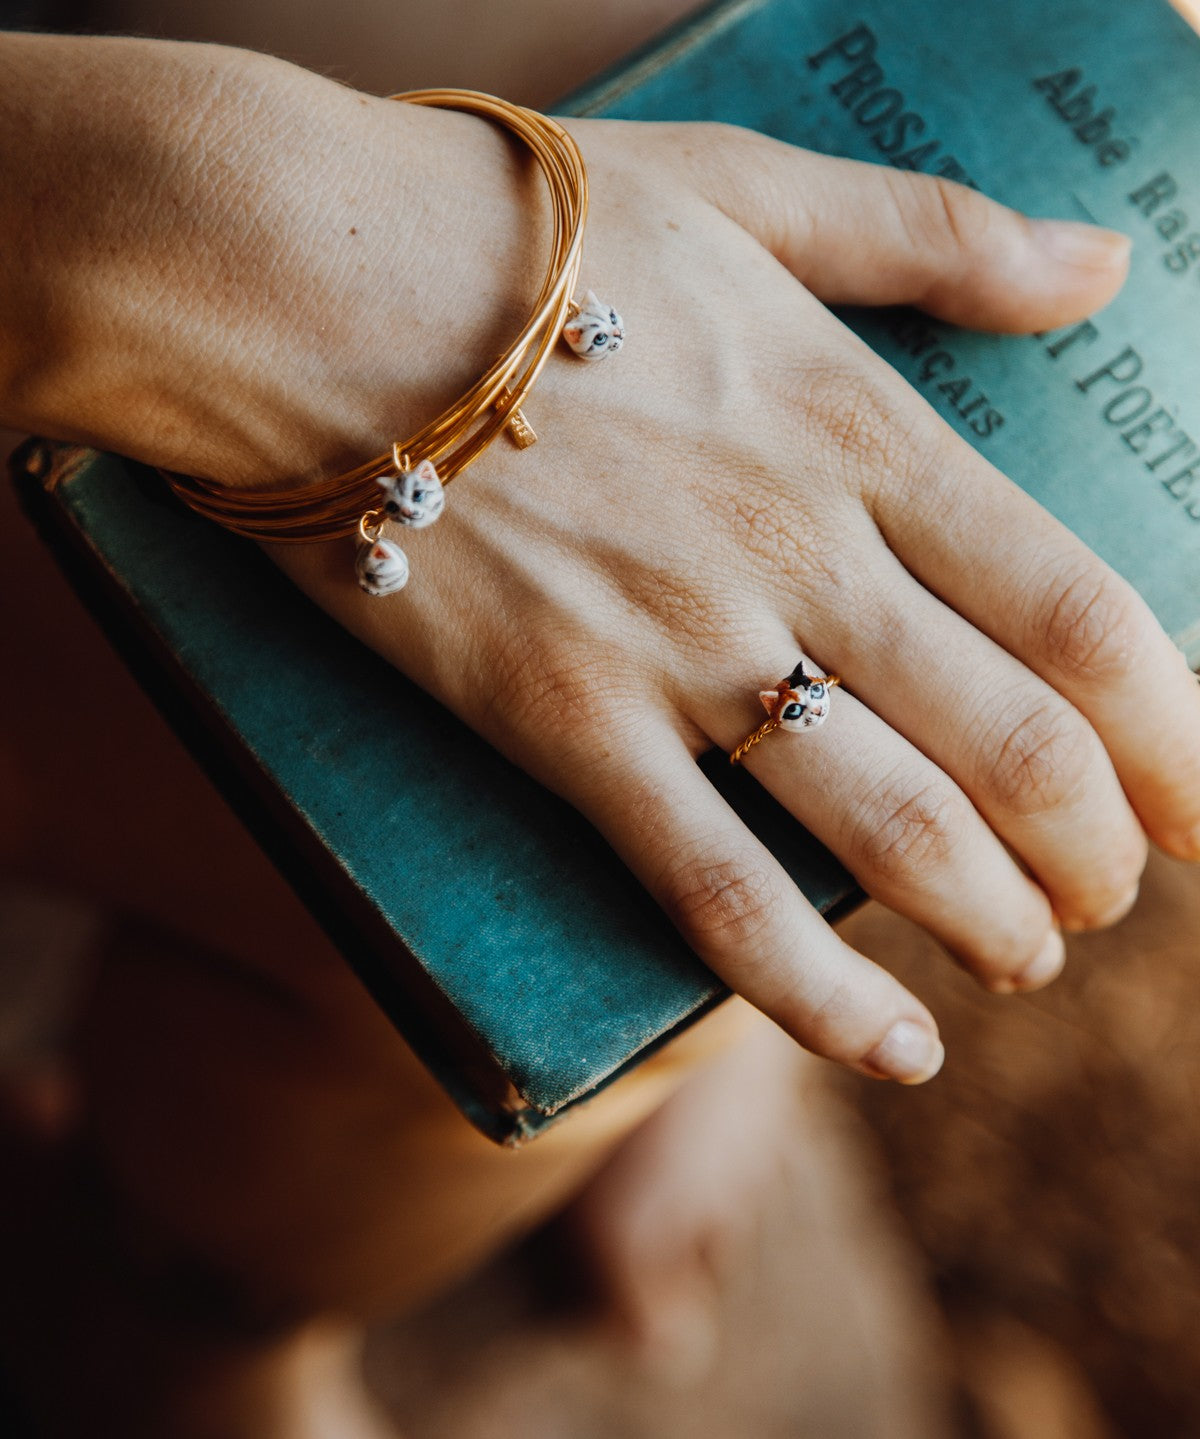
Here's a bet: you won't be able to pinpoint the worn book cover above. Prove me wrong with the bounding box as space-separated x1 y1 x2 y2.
15 0 1200 1144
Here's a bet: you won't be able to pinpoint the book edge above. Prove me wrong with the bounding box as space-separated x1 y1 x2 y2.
11 439 546 1145
557 0 770 116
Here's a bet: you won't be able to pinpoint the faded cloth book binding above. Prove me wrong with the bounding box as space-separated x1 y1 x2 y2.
15 0 1200 1144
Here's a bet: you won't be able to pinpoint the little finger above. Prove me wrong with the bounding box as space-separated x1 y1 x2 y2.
805 543 1148 930
874 446 1200 859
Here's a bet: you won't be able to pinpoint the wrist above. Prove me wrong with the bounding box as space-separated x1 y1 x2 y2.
1 35 548 489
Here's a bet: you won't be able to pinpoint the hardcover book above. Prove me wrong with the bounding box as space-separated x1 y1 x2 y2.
15 0 1200 1144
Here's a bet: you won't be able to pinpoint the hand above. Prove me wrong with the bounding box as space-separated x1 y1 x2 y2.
12 36 1200 1085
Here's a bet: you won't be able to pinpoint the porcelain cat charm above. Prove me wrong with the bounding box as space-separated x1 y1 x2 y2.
356 536 410 597
376 457 445 528
562 290 625 360
760 662 836 731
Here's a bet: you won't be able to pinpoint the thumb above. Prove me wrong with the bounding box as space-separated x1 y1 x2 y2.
691 127 1131 332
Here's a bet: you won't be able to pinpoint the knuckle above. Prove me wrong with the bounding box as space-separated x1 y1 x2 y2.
729 485 798 573
984 699 1095 816
849 779 962 885
641 574 742 659
679 119 768 193
666 854 781 950
488 626 627 752
1040 566 1148 683
799 360 943 505
703 430 859 589
806 365 898 466
605 548 752 663
702 118 760 154
889 169 992 259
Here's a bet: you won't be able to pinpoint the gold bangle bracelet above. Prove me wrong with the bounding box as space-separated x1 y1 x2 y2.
162 89 622 581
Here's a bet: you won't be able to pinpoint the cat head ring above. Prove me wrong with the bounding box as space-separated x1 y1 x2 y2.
730 660 842 764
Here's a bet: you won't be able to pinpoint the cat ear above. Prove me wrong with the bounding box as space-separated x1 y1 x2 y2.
583 289 602 312
414 458 440 485
376 474 392 491
563 324 584 345
759 690 779 713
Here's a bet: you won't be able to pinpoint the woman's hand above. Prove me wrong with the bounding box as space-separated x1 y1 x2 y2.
11 35 1200 1084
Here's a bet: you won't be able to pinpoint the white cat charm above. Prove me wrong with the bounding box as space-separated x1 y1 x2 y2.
562 290 625 360
356 536 410 597
376 457 445 528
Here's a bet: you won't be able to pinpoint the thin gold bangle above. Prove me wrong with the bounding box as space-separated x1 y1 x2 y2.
162 89 590 544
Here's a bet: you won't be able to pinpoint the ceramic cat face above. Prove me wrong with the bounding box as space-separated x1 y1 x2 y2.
760 665 834 731
376 458 444 529
563 290 624 360
356 536 409 597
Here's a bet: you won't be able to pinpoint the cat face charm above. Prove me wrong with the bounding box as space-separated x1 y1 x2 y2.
376 458 444 529
760 663 836 732
562 290 624 360
356 536 410 597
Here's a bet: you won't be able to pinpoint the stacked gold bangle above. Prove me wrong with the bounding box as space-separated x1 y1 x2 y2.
163 89 622 592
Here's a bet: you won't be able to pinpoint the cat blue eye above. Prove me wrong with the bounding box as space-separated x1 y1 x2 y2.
593 333 607 346
412 490 424 502
782 702 805 720
811 683 825 698
609 311 617 323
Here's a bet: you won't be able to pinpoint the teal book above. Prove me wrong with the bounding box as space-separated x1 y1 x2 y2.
15 0 1200 1144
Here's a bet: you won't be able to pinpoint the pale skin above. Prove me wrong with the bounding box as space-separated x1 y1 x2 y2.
5 29 1200 1435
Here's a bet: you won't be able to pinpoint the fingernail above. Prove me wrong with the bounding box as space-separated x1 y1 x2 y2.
864 1020 945 1085
1032 218 1132 269
1012 928 1066 992
1060 883 1140 933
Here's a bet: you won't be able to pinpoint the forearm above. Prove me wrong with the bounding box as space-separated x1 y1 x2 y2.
0 36 259 426
0 33 542 486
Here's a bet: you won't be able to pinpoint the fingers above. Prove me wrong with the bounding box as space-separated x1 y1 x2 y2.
872 443 1200 862
688 127 1130 331
693 647 1064 994
803 539 1149 931
559 720 945 1085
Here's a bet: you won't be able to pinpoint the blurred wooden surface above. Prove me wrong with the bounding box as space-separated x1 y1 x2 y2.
842 854 1200 1439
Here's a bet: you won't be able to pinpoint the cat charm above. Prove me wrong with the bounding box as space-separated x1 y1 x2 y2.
760 662 838 732
356 536 410 597
562 290 625 360
376 457 445 529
